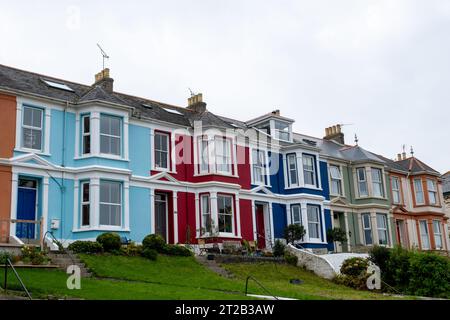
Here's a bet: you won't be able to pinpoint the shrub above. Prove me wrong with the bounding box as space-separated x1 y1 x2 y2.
96 233 121 252
368 245 391 275
141 248 158 261
142 234 166 253
21 246 49 265
284 224 306 244
273 240 285 257
120 242 143 256
383 246 411 291
327 228 348 244
334 273 370 290
407 252 450 298
340 257 369 277
68 241 103 254
284 252 298 266
0 251 13 264
163 244 192 257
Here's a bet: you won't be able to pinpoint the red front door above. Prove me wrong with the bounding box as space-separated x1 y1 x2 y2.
256 205 266 249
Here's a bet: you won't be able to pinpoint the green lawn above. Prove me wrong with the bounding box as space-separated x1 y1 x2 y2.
1 254 410 300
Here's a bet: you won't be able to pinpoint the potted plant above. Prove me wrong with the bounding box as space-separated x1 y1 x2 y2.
326 228 348 252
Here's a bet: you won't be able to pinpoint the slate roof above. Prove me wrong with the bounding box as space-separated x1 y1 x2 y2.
442 172 450 195
394 157 441 176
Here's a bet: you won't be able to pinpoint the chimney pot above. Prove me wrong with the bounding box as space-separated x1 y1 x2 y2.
402 152 406 160
93 68 113 93
187 93 207 113
324 124 345 145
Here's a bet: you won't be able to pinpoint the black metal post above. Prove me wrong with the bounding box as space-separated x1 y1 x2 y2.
4 260 7 293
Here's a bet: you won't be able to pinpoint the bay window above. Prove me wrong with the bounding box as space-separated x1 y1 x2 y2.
81 182 90 227
197 136 233 175
357 168 368 197
362 213 373 245
252 149 267 185
391 176 401 204
22 106 43 150
414 179 424 204
433 220 443 249
329 165 343 196
99 181 122 226
198 136 209 173
303 155 316 186
82 115 91 155
215 137 232 174
217 195 233 233
376 213 388 245
286 153 298 186
371 168 384 197
419 220 430 249
100 114 122 156
154 132 170 170
201 195 211 234
427 179 438 205
307 205 320 239
291 204 302 225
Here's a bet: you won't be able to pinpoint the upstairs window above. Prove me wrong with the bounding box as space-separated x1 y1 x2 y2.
252 149 267 185
303 155 316 186
286 153 298 186
217 195 233 233
357 168 368 197
198 136 209 173
291 205 302 225
100 115 122 156
427 179 438 205
391 176 401 204
306 205 320 239
22 106 43 151
329 165 343 196
215 137 232 174
99 181 122 227
154 132 170 170
274 121 290 141
414 178 424 204
433 220 443 250
82 115 91 155
376 213 388 245
371 168 384 197
362 213 373 245
197 136 233 175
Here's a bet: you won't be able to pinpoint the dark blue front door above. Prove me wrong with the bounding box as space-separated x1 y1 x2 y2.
16 187 37 239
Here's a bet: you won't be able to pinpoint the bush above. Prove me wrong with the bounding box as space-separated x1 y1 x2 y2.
0 251 13 264
96 233 121 252
407 252 450 298
334 273 370 290
141 248 158 261
21 246 49 265
163 244 192 257
340 257 369 277
273 240 285 257
68 241 103 254
368 245 391 275
142 234 166 253
384 246 411 291
284 224 306 244
120 242 143 256
284 252 298 266
327 228 348 244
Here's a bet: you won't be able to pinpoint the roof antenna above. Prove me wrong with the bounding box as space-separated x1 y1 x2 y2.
188 88 196 97
410 146 414 157
354 134 359 146
97 43 110 71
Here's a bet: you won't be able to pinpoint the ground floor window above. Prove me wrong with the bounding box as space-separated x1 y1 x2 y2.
433 220 443 250
376 213 388 245
362 213 373 245
291 204 302 225
81 181 90 227
217 194 233 233
99 180 122 226
201 194 211 234
306 205 320 239
419 220 430 250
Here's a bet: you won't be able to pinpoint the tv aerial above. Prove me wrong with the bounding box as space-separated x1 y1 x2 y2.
97 43 110 70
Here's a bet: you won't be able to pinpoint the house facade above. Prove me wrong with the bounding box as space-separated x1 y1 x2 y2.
0 64 447 253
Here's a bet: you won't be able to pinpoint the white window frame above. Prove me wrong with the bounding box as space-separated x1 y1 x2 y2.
99 180 122 227
198 136 210 174
427 179 438 205
286 153 298 187
80 181 90 227
217 194 234 235
433 220 443 250
100 114 122 157
362 213 373 245
200 194 211 235
306 205 321 240
273 120 291 142
214 136 232 175
414 178 425 205
302 154 316 187
154 131 170 170
329 165 343 196
291 204 302 225
21 106 43 151
419 220 430 250
81 114 91 155
391 176 401 204
357 168 368 197
376 213 388 246
252 149 267 185
371 168 384 198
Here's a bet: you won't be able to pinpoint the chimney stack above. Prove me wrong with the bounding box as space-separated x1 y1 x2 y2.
323 124 345 145
402 151 407 160
93 68 113 93
187 93 207 113
397 153 402 161
271 109 280 116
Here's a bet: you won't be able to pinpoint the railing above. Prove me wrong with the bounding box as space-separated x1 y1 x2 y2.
2 258 32 300
245 275 278 300
43 231 77 266
0 218 44 244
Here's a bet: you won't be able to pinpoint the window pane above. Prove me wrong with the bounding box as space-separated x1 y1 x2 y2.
23 107 33 126
82 183 90 202
305 171 314 185
82 204 90 226
31 108 42 128
83 135 91 154
419 221 430 249
414 179 424 203
83 116 90 133
292 205 301 224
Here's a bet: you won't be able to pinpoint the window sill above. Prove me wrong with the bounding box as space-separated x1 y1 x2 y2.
14 148 51 157
197 233 240 239
72 227 130 233
152 167 177 174
74 154 130 162
195 172 239 179
251 182 272 188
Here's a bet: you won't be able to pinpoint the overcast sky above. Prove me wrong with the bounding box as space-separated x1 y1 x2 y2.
0 1 448 173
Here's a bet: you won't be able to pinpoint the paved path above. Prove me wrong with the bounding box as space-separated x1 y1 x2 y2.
195 255 235 278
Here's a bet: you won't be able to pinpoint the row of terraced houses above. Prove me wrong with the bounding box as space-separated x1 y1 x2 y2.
0 64 448 253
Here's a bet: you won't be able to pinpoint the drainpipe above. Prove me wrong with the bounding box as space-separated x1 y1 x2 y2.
346 161 357 251
59 102 68 241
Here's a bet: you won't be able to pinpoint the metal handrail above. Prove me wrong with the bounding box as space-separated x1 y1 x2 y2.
43 231 77 266
2 258 32 300
245 275 278 300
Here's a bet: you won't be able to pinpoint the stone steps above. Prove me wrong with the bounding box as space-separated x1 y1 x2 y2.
47 252 92 277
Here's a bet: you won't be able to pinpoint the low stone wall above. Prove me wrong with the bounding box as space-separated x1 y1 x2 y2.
0 245 23 256
286 244 336 280
212 254 285 264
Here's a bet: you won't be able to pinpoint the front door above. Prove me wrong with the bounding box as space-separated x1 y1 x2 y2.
155 193 168 242
16 179 37 239
255 204 266 249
